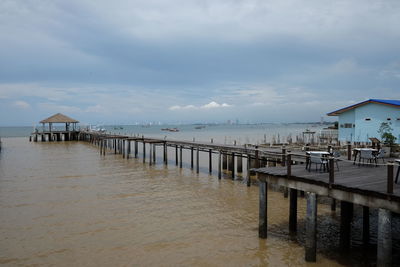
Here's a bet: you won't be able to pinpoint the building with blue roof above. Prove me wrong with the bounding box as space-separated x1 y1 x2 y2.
327 99 400 143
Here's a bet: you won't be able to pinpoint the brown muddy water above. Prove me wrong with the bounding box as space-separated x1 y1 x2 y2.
1 138 400 266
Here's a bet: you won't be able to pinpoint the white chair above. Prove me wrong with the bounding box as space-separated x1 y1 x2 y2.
375 149 386 163
309 152 329 172
359 150 377 166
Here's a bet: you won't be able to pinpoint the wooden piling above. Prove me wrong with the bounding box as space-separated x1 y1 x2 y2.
175 145 178 166
191 147 194 169
340 201 353 251
363 206 370 245
180 146 183 168
305 192 317 262
377 208 392 267
259 180 268 238
289 188 298 233
196 146 200 173
209 149 212 173
223 153 227 170
143 142 146 163
218 150 222 179
247 155 251 187
231 152 235 180
237 154 243 173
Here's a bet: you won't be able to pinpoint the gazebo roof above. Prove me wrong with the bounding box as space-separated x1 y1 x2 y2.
40 113 79 124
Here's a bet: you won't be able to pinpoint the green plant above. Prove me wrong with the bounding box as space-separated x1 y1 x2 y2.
378 122 397 145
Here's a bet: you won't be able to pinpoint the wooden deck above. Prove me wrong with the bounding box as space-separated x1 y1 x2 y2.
256 160 400 204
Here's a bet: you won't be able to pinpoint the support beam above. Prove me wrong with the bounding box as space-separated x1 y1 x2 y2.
259 180 268 238
305 192 317 262
377 208 392 267
289 188 298 233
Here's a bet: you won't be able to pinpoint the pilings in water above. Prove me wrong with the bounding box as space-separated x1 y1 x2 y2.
81 132 397 266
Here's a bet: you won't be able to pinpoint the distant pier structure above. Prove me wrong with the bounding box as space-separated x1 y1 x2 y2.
31 113 80 142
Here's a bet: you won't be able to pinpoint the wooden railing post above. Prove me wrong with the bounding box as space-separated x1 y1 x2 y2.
329 158 335 185
281 147 286 167
287 154 292 178
347 142 352 161
387 163 394 194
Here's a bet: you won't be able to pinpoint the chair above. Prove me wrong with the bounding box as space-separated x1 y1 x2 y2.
309 152 328 172
333 151 341 171
359 150 377 166
375 149 386 163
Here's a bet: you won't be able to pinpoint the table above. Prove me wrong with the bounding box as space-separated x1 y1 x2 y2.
353 148 378 164
306 151 331 171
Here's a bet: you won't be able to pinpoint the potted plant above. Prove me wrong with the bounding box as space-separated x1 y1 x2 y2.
378 122 397 157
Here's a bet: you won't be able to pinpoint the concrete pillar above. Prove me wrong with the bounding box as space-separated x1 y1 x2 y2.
377 208 392 267
305 192 317 262
259 180 268 238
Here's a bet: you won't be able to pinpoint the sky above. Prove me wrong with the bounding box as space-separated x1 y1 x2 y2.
0 0 400 126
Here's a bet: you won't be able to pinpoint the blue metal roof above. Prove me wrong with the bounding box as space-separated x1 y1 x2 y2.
369 99 400 106
327 99 400 116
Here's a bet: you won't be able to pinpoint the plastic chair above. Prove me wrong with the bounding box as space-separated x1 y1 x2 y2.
309 152 329 172
333 151 341 171
359 150 377 166
375 149 386 163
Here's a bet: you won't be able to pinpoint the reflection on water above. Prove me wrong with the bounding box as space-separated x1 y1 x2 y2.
0 138 399 266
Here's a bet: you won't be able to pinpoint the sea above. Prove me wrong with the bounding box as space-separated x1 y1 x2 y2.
0 124 399 266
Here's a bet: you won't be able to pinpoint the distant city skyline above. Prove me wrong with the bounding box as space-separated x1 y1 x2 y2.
1 0 400 126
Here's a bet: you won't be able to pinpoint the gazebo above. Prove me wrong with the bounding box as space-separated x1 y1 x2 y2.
35 113 80 142
40 113 79 132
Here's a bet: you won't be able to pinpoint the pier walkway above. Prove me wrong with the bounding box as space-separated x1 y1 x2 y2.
32 130 400 266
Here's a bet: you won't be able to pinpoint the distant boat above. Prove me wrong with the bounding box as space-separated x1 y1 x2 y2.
194 126 206 129
161 128 179 132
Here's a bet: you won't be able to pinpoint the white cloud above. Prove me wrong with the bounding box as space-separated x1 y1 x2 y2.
201 101 231 109
169 101 231 111
14 100 30 109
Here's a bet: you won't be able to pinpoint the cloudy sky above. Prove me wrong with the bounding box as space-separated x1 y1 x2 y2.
1 0 399 125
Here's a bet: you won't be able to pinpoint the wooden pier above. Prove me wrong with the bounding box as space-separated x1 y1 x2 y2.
33 128 400 266
255 155 400 266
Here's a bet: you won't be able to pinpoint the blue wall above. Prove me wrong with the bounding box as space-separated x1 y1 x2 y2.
338 103 400 143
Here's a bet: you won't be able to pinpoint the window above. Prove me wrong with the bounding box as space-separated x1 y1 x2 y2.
365 118 371 121
343 123 353 128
